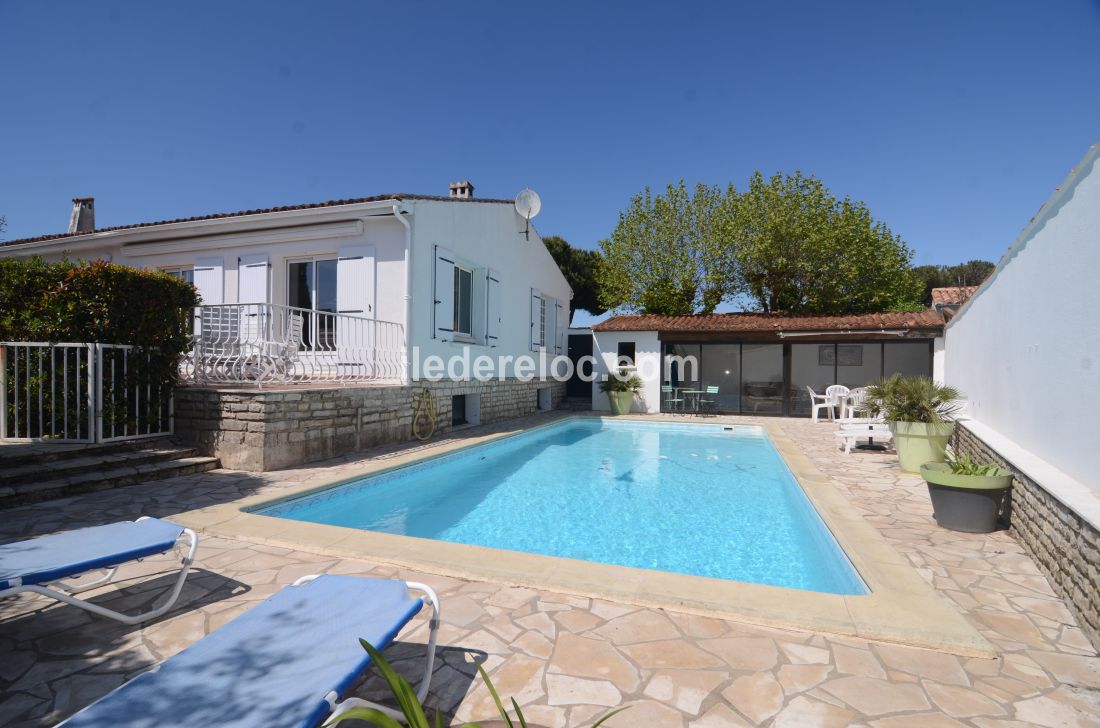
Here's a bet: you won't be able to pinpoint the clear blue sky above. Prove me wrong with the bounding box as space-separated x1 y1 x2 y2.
2 1 1098 325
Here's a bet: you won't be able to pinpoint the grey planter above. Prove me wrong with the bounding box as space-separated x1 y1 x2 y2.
920 463 1014 533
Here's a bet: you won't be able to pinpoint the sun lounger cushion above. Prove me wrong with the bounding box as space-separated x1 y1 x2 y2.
0 518 185 590
58 575 425 728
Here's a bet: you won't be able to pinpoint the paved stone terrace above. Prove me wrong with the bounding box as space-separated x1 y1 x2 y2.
2 414 1099 726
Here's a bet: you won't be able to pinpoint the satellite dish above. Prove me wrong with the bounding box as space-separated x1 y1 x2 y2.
514 188 541 241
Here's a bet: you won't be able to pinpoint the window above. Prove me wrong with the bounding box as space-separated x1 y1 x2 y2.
162 267 194 285
453 266 473 336
617 341 636 367
452 395 467 426
287 258 338 349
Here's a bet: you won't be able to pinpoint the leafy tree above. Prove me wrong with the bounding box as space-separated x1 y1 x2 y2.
731 171 923 313
597 181 739 314
543 235 607 323
912 259 995 305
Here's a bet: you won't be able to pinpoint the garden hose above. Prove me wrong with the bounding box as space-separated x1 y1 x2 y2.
412 387 436 441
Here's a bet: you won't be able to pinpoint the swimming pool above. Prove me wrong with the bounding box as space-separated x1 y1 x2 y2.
256 419 867 595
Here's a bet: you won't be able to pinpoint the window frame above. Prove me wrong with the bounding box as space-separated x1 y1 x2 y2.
452 264 475 338
160 266 195 285
286 255 339 351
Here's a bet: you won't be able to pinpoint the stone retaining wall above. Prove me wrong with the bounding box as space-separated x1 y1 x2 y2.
175 379 565 472
952 421 1100 650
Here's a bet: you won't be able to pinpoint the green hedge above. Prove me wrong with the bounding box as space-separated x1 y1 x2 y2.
0 257 197 353
1 258 198 436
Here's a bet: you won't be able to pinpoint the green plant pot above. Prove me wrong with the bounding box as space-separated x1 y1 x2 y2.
607 390 635 415
889 421 955 473
920 463 1014 533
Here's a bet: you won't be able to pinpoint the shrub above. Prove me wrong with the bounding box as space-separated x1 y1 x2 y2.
598 367 642 393
0 257 197 352
0 258 198 436
864 374 963 424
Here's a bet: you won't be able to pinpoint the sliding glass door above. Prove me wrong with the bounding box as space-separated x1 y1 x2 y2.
287 258 338 350
661 340 932 416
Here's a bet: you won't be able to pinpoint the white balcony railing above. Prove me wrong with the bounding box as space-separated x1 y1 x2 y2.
183 303 405 386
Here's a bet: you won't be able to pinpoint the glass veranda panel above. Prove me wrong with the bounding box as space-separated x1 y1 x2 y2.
741 344 784 414
700 344 741 412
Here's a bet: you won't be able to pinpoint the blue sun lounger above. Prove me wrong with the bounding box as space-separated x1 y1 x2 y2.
57 574 441 728
0 517 198 625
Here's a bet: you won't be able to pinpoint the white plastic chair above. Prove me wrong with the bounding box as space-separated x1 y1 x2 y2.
806 386 833 423
825 384 850 420
845 387 869 419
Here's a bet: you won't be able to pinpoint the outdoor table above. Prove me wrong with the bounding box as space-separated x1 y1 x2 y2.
839 417 889 451
681 389 707 413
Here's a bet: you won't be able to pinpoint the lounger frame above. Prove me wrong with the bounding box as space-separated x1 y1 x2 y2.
0 516 199 625
289 574 442 724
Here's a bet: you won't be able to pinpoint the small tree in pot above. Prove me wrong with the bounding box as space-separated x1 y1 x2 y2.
599 368 643 415
864 375 963 473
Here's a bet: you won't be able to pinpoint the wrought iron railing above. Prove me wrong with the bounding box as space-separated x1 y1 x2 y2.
182 303 405 386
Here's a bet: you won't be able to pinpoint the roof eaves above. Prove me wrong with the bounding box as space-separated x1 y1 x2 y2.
0 192 515 249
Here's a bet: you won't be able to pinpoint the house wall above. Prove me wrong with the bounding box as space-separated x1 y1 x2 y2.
952 421 1100 651
175 378 566 471
944 145 1100 491
591 331 662 413
932 336 945 383
407 200 573 379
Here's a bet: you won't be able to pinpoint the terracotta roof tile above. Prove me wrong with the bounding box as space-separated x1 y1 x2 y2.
930 286 978 306
592 310 945 333
0 193 514 248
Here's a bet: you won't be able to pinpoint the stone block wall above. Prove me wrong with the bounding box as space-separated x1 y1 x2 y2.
175 378 565 472
952 422 1100 650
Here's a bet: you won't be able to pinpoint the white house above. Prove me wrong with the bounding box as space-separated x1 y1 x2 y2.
0 182 573 468
0 181 572 384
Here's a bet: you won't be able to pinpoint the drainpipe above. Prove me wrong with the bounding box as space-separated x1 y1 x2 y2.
393 202 413 384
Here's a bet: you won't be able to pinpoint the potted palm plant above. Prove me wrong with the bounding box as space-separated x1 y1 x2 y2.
920 454 1014 533
599 368 642 415
864 375 963 473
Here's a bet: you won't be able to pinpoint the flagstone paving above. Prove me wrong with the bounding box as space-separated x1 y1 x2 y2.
2 414 1099 726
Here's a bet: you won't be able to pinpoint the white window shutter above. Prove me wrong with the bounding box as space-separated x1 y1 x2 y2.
555 300 566 352
530 288 542 350
434 245 456 340
237 253 270 344
545 296 558 356
191 256 223 334
193 256 224 306
237 253 270 304
337 245 375 318
486 269 502 347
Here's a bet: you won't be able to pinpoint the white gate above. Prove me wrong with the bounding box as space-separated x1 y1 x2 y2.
0 343 174 443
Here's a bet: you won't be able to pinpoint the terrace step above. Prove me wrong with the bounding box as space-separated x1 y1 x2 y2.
560 397 593 411
0 436 175 469
0 441 220 509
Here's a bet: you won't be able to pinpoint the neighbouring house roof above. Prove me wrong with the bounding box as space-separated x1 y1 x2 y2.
592 310 946 335
0 193 514 248
930 286 978 307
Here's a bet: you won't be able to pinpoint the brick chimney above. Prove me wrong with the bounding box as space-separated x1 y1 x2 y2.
68 198 95 234
448 180 475 199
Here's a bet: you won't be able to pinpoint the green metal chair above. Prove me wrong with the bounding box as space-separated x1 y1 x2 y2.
661 385 685 411
699 385 720 414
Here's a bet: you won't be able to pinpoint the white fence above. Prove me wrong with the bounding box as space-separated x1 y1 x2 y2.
183 303 405 386
1 342 173 443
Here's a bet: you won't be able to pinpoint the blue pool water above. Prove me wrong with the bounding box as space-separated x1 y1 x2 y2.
256 419 867 595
